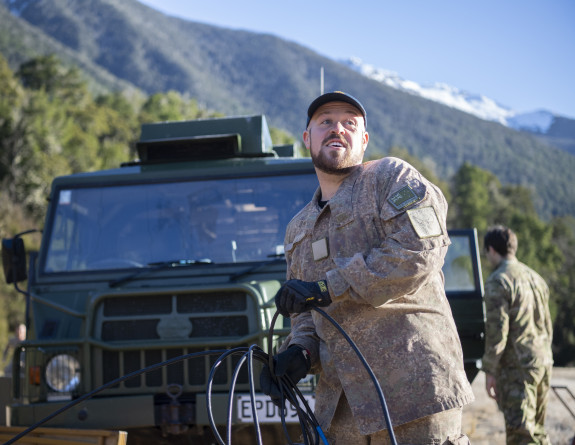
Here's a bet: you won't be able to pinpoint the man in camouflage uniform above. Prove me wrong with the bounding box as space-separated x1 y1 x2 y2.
482 225 553 445
260 92 474 444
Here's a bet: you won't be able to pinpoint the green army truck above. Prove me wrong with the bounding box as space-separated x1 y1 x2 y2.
1 114 485 444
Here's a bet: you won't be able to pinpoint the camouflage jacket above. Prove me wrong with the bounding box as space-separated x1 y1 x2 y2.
481 258 553 376
281 157 474 435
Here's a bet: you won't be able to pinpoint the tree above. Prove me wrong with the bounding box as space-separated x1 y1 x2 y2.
8 56 142 215
138 91 220 124
269 127 295 146
16 55 88 103
450 162 500 231
95 92 141 166
0 54 26 191
549 217 575 365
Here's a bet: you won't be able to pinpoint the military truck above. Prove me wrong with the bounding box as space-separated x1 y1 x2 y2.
1 114 484 444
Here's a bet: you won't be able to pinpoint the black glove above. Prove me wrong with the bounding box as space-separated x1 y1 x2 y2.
260 345 311 407
275 279 331 317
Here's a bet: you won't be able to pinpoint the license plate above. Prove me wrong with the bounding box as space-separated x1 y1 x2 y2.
236 394 315 423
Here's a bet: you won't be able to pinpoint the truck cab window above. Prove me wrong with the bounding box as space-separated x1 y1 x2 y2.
43 174 317 273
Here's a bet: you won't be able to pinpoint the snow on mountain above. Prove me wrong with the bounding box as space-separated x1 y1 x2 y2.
343 57 556 134
506 111 555 134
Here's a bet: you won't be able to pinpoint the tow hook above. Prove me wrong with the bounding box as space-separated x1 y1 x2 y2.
159 383 189 436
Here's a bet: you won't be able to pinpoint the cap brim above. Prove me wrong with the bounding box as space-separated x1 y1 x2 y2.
306 92 366 128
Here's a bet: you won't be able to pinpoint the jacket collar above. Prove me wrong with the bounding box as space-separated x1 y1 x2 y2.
313 165 362 227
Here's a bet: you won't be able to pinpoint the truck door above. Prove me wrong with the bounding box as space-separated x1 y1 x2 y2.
444 229 486 382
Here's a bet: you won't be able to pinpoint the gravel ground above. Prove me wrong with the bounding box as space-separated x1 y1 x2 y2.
462 368 575 445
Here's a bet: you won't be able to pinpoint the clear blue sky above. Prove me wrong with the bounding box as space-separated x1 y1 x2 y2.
138 0 575 118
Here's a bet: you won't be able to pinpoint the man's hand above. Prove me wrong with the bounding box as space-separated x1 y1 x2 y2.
275 279 331 317
260 345 311 407
485 372 497 400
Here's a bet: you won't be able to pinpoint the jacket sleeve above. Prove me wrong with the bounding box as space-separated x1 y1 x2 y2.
326 168 450 307
278 246 321 368
481 277 510 374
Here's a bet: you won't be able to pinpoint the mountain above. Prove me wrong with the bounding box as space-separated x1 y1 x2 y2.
343 57 516 126
1 0 574 220
510 114 575 156
0 0 139 96
344 57 575 156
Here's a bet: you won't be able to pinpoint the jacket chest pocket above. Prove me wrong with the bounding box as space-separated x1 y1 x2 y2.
285 231 314 279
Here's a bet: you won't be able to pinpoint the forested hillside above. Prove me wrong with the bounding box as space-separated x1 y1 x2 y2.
0 1 138 95
1 0 574 219
535 116 575 156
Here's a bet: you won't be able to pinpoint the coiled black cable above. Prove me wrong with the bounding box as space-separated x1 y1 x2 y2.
204 308 397 444
312 307 397 445
2 308 397 445
205 343 322 445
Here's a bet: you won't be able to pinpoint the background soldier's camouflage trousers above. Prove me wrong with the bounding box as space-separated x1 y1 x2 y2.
497 365 552 445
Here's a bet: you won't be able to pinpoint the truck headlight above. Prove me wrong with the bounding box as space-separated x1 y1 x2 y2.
45 354 81 392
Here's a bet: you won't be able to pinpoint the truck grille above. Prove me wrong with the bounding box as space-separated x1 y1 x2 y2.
101 315 249 340
100 345 250 390
93 290 259 393
98 292 250 341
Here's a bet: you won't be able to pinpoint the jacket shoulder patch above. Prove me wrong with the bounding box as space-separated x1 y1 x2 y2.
407 206 443 238
388 185 420 210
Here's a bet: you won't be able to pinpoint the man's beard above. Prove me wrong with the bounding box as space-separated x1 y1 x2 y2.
309 134 363 175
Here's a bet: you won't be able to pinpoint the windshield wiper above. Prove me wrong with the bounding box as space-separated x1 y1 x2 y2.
109 259 213 288
229 255 285 282
147 259 213 266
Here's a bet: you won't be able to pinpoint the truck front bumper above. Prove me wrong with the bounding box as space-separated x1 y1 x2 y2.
10 395 155 430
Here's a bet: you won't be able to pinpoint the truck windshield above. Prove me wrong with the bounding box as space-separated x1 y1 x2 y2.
43 173 318 273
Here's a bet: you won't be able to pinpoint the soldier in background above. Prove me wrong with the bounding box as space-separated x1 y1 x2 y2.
260 92 474 444
482 225 553 445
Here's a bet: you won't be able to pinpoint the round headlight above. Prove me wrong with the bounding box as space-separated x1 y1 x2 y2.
45 354 81 392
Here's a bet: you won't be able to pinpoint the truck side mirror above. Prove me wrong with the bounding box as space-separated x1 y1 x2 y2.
2 237 28 284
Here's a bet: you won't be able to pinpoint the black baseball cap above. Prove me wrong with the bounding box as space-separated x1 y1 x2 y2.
306 91 367 128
